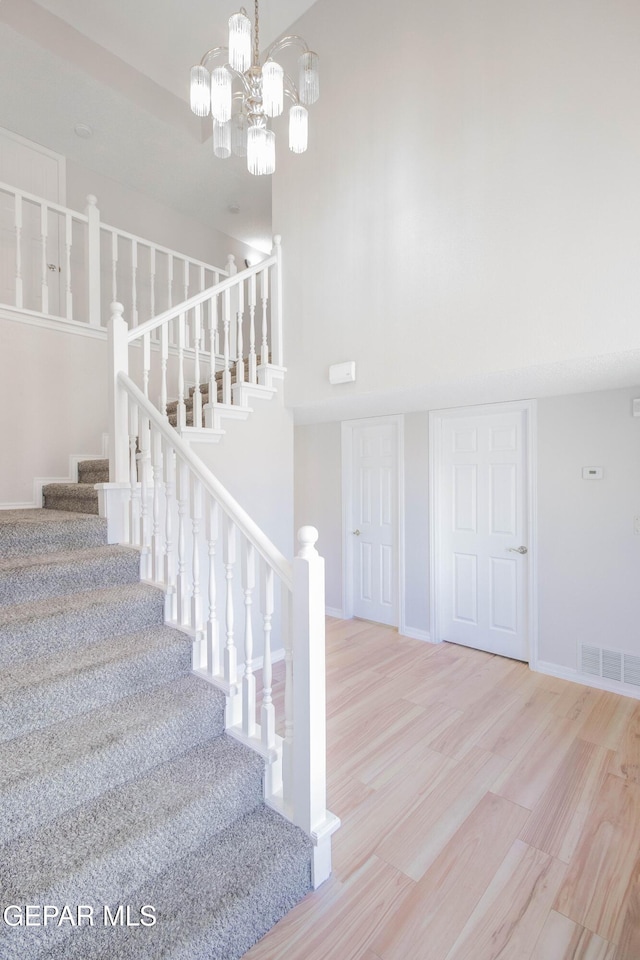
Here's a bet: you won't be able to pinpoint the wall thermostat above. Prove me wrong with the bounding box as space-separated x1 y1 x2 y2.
582 466 603 480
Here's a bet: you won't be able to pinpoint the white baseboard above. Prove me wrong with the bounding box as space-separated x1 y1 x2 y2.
531 659 640 702
325 607 345 619
1 435 110 510
0 501 38 510
400 625 433 643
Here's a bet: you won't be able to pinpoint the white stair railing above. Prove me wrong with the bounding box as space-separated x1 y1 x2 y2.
122 238 283 433
0 181 229 328
106 318 339 884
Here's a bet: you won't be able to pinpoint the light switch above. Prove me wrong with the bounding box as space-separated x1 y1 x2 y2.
582 466 603 480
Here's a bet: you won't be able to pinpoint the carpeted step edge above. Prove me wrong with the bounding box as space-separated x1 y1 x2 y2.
0 582 165 667
0 510 107 558
0 625 192 743
0 675 226 846
0 736 264 960
38 806 312 960
0 544 141 608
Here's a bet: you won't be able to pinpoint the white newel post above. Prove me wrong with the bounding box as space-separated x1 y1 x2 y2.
271 235 283 367
108 302 129 483
292 526 334 887
85 195 102 327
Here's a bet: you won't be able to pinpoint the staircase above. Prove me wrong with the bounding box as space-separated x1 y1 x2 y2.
0 507 312 959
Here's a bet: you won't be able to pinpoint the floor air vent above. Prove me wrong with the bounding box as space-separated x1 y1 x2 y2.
580 644 640 688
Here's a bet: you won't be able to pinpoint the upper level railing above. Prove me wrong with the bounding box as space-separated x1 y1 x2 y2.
0 181 229 328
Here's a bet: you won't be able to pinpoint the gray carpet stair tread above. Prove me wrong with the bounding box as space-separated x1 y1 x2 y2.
1 736 263 913
0 675 226 843
40 806 312 960
0 625 192 741
42 482 100 498
0 509 107 557
0 544 141 606
0 581 165 665
77 458 109 483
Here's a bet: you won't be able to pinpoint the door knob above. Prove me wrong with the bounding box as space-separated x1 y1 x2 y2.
352 529 361 536
507 545 528 554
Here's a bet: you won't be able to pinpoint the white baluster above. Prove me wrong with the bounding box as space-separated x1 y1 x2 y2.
151 428 163 583
143 332 150 399
85 196 101 327
177 312 187 430
168 254 174 345
205 294 219 429
242 540 256 738
111 231 118 303
160 322 168 417
191 477 203 638
183 259 189 304
200 264 205 296
248 272 257 384
235 278 245 385
64 212 73 320
223 515 237 685
222 287 231 405
206 498 220 677
271 235 283 366
150 246 156 333
176 459 189 626
14 194 23 309
193 303 203 428
260 266 269 365
138 412 152 579
261 564 275 750
40 203 49 315
131 239 138 328
128 402 140 546
163 440 176 620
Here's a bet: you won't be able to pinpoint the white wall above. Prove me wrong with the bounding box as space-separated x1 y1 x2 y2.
275 0 640 415
294 421 343 611
192 390 294 559
0 317 108 504
537 385 640 669
66 160 261 271
295 386 640 674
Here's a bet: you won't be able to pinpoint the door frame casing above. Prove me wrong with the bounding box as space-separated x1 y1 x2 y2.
341 415 405 630
429 400 538 664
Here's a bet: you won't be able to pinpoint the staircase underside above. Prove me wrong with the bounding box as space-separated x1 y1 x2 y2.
0 507 312 960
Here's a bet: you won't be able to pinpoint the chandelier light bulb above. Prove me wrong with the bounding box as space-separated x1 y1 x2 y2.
228 11 252 73
213 119 232 159
289 105 308 154
298 51 320 105
247 125 275 176
262 61 284 118
211 67 232 123
231 112 248 157
190 65 211 117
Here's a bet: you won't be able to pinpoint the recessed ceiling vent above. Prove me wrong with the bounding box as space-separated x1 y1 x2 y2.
580 644 640 688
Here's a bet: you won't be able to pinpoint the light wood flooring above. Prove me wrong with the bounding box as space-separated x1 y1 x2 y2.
246 618 640 960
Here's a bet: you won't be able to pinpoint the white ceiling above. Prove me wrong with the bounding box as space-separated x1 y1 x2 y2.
0 0 320 250
33 0 320 101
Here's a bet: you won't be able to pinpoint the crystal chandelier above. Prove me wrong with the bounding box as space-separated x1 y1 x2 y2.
189 0 319 176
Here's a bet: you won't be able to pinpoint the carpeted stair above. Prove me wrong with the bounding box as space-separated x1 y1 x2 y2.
42 458 109 515
0 508 312 959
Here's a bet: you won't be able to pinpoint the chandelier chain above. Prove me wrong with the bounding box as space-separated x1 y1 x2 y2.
254 0 260 67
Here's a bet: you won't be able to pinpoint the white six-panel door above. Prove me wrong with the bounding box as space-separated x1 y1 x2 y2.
346 420 399 626
433 405 532 661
